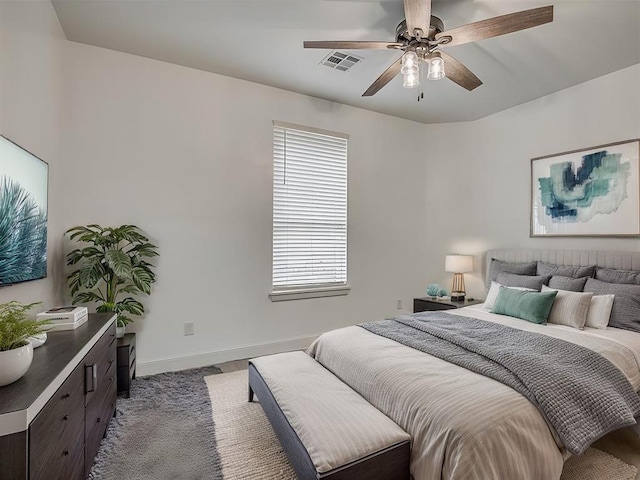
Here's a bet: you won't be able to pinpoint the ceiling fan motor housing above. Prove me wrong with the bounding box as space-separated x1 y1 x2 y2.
396 16 444 43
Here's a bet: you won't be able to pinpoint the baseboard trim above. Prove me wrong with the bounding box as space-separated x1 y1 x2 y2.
137 334 320 376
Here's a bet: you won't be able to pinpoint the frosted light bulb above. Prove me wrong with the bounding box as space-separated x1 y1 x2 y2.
402 51 418 69
427 57 445 80
403 71 420 88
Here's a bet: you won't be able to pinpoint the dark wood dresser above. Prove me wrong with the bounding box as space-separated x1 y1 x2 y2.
0 313 117 480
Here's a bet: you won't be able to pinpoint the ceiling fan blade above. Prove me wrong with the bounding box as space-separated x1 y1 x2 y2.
436 51 482 91
404 0 432 39
362 57 402 97
303 41 402 50
435 5 553 47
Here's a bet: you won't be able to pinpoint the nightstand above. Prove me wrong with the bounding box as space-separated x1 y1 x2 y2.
413 297 484 313
116 333 136 398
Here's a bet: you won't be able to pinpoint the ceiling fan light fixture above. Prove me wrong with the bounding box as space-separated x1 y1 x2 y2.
427 56 445 80
401 51 420 88
403 71 420 88
401 51 418 70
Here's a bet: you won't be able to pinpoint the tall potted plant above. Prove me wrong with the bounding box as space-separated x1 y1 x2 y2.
0 301 49 386
66 225 158 337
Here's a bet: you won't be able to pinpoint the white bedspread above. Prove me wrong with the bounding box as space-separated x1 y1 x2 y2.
307 307 640 480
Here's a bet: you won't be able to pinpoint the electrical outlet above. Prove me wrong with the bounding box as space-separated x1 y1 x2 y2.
184 322 195 336
397 299 403 310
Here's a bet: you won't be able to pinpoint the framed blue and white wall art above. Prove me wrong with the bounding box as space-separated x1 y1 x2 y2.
531 139 640 237
0 135 48 284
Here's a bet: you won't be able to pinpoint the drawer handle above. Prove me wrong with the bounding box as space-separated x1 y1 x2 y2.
61 393 70 399
63 450 69 456
85 364 98 393
63 415 69 420
97 417 101 423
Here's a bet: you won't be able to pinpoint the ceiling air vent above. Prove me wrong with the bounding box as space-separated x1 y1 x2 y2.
320 51 363 72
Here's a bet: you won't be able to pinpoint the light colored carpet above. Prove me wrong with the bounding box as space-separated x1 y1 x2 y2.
206 370 637 480
206 370 295 479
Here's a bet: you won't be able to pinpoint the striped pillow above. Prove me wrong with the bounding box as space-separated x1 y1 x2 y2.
585 294 615 329
542 286 593 330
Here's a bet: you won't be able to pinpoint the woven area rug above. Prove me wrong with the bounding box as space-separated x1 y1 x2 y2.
89 366 223 480
206 370 638 480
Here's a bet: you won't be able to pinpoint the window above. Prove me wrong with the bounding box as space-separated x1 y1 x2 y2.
270 121 348 301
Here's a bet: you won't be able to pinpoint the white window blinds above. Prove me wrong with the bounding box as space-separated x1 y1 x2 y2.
272 122 348 290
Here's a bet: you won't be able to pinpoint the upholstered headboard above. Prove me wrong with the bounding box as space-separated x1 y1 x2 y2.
485 248 640 288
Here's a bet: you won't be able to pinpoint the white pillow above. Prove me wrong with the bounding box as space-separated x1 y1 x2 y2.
541 285 593 330
585 294 615 329
484 281 535 310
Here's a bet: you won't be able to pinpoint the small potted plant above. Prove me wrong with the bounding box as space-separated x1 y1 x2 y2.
0 301 49 386
66 224 158 337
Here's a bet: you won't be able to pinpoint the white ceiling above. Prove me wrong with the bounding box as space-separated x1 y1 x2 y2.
51 0 640 124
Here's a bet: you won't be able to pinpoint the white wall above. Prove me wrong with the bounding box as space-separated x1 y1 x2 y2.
424 64 640 300
0 1 66 308
4 1 638 375
60 42 429 374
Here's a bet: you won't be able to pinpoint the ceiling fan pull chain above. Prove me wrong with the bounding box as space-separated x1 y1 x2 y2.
418 60 424 102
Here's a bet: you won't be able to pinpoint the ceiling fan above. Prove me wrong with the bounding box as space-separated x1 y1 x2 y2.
304 1 554 98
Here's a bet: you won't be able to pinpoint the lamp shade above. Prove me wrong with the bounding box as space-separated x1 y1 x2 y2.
445 255 473 273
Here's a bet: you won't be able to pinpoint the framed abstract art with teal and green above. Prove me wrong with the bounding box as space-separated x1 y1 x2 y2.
531 139 640 237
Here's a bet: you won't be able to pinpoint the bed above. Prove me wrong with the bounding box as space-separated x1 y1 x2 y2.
307 248 640 480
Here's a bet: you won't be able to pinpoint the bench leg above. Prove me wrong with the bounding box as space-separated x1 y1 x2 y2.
248 384 254 403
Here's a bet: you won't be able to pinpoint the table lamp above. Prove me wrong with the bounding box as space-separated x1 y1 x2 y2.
445 255 473 301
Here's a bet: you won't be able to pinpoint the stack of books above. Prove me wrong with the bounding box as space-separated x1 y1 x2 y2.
37 306 89 331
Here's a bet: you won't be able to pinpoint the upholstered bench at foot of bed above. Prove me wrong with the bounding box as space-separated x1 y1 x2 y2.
248 351 411 480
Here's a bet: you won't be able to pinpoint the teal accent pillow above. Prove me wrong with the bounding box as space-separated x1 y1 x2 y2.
492 286 558 324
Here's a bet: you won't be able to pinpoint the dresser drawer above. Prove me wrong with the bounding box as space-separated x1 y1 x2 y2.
30 363 85 480
85 349 117 476
116 333 136 397
89 322 116 364
85 324 116 406
117 340 135 366
32 427 85 480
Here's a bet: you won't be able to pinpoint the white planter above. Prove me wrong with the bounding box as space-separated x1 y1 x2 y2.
0 343 34 387
116 326 126 338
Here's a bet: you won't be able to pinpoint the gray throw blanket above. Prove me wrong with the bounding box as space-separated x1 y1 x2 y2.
360 312 640 455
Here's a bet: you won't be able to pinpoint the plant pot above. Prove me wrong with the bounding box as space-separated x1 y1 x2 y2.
0 342 34 386
116 326 126 338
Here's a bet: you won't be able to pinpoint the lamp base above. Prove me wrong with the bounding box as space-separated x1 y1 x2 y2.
450 273 466 302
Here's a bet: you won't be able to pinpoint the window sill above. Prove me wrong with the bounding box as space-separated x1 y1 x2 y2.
269 285 351 302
